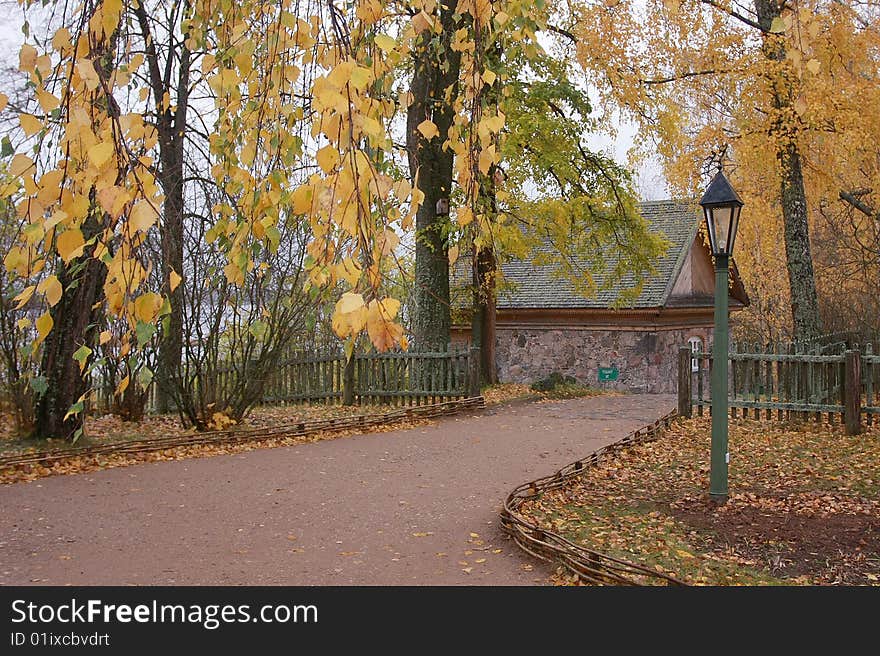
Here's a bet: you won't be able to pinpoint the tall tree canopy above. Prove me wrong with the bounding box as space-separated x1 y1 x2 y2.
568 0 880 340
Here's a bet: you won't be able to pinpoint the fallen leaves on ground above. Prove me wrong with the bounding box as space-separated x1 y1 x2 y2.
0 408 435 485
519 417 880 586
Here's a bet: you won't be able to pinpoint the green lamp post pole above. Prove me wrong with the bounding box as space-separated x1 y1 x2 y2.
710 253 729 500
699 170 743 503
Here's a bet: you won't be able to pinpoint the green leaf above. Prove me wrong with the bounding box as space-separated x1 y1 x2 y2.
136 320 156 347
73 344 92 367
138 366 154 387
248 320 269 340
30 375 48 396
265 226 281 250
1 136 13 157
63 400 84 421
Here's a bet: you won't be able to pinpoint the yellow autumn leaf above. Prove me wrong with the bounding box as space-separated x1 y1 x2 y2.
130 201 159 233
13 285 36 310
37 275 63 307
361 115 384 141
134 292 163 323
10 153 34 178
19 44 37 72
52 27 71 52
377 297 401 320
448 244 459 265
806 58 820 74
316 145 339 174
36 88 60 112
4 247 28 276
412 10 433 33
375 34 396 52
223 262 244 285
56 228 85 263
366 299 403 352
478 145 495 175
97 186 129 217
21 114 45 137
336 291 365 315
35 311 53 345
291 185 313 214
349 65 372 90
417 119 439 140
88 141 115 167
338 259 361 286
0 92 7 112
76 58 101 90
482 69 497 86
116 375 129 396
169 269 182 292
99 330 112 345
484 113 505 133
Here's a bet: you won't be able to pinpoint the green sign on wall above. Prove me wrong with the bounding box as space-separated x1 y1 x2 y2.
598 367 619 382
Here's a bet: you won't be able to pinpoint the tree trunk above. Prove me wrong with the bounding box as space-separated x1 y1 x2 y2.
136 5 190 412
33 28 119 440
33 214 107 439
472 246 497 384
779 143 822 340
155 133 185 412
472 41 502 384
406 9 462 352
754 0 823 341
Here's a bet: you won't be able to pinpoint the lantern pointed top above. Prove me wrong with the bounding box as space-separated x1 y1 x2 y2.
699 171 743 208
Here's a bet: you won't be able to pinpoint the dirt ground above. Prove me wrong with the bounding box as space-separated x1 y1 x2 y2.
0 393 674 585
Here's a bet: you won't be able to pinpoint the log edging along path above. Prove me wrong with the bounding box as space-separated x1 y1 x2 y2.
0 396 485 471
500 409 687 586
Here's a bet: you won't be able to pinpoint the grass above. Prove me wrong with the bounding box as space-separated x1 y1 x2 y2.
519 416 880 585
481 382 614 406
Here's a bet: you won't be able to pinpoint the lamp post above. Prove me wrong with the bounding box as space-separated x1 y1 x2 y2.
699 171 743 503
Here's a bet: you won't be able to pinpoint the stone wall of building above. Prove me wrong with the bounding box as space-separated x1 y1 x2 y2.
496 326 713 393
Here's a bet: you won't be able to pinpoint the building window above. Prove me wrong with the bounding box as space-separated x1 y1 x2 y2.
688 337 703 372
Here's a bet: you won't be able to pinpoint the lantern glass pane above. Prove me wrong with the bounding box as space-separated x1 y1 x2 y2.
712 206 732 254
728 206 740 254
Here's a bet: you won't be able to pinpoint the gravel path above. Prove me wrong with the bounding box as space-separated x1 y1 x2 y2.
0 394 674 585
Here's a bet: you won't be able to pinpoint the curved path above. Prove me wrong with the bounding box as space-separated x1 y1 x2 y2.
0 394 673 585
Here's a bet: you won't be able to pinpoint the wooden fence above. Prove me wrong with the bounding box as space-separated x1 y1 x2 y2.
261 349 479 406
678 343 880 435
92 348 481 413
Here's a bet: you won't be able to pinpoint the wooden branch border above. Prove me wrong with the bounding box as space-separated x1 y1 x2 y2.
500 409 687 586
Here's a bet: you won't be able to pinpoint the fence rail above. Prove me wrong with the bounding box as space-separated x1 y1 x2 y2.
678 344 877 434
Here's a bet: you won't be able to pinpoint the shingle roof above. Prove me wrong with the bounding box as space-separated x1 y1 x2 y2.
483 199 701 310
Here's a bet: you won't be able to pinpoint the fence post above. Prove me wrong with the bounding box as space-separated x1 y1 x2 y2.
678 345 692 418
844 349 862 435
467 347 481 398
342 355 355 406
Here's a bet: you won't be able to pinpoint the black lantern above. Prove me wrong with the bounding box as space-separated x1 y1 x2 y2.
699 171 743 257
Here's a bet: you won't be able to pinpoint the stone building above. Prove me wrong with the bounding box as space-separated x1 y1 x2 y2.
452 200 749 393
